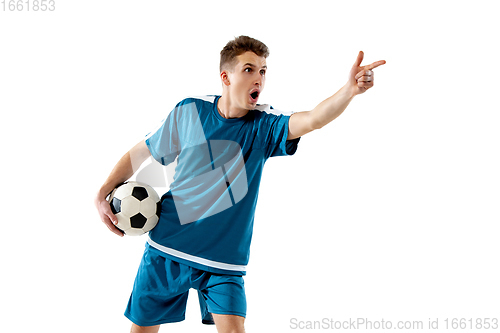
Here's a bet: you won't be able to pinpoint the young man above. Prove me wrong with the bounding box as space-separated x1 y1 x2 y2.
95 36 385 333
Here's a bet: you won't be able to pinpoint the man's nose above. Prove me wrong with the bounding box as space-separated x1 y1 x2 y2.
254 75 262 86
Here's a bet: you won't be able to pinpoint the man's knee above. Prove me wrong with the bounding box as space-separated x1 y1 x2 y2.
212 314 245 333
130 324 160 333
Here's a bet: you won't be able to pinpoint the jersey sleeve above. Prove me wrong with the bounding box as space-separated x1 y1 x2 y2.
262 112 300 159
145 107 180 166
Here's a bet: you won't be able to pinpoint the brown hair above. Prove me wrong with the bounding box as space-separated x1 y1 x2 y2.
220 36 270 72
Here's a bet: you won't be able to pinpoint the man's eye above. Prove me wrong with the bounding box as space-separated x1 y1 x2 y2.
260 70 266 75
245 68 252 73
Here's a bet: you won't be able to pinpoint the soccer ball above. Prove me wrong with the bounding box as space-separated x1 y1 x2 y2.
108 181 161 236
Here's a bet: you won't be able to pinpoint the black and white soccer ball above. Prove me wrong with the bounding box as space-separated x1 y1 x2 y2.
108 181 161 236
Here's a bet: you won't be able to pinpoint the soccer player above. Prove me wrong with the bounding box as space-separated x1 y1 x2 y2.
95 36 385 333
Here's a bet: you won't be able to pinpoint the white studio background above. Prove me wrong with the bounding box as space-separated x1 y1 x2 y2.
1 1 499 332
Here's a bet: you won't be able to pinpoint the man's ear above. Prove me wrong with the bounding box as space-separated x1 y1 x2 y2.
220 70 231 86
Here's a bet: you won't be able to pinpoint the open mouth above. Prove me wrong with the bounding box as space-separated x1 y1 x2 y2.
250 90 260 102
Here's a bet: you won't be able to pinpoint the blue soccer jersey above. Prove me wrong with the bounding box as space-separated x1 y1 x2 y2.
144 95 300 275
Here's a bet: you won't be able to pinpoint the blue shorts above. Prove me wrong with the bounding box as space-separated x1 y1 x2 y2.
124 247 246 327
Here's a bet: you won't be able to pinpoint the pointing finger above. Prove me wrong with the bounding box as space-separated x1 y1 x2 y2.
365 60 386 71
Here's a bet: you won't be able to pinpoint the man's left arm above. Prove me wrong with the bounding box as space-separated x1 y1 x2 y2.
287 51 386 140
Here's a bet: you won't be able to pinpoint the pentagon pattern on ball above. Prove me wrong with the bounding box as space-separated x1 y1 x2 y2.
130 213 148 228
107 181 161 236
110 197 121 214
132 186 149 201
